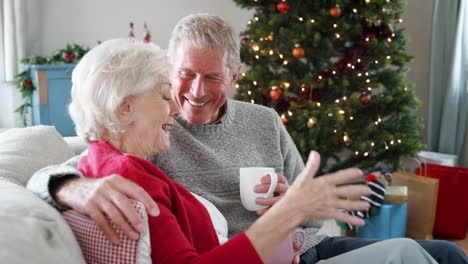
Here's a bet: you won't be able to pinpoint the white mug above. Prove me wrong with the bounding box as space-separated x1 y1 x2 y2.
239 167 278 211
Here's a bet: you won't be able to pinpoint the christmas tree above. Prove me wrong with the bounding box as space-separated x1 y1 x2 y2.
233 0 424 174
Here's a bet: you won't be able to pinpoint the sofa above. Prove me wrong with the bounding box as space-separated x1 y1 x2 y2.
0 126 88 263
0 125 341 263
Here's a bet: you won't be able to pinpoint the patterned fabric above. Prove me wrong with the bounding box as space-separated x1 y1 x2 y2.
62 201 151 264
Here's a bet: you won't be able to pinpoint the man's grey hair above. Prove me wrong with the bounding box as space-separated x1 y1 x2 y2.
69 38 169 143
168 13 240 74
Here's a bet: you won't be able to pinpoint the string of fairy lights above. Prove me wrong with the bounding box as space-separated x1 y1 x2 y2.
237 0 410 159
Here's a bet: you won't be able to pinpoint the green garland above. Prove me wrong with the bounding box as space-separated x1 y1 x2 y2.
14 43 90 126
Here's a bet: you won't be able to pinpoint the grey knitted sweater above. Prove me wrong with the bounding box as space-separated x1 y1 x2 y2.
27 99 325 252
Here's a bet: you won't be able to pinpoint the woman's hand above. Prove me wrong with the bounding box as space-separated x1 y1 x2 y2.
245 151 371 262
279 151 371 226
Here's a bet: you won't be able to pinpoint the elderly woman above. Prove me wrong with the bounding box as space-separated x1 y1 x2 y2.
68 38 436 264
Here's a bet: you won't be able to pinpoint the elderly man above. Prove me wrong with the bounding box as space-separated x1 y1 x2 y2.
27 14 467 264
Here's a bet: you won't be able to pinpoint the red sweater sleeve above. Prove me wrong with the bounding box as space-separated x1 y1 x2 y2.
79 142 263 264
150 203 261 264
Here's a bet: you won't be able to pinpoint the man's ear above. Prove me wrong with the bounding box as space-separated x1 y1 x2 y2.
227 65 241 98
231 65 241 83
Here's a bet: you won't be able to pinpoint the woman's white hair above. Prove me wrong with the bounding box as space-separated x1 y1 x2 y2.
69 38 169 143
167 13 240 74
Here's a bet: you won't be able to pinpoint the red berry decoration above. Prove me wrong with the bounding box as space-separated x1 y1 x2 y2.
22 80 32 87
329 6 342 18
270 86 283 100
360 94 371 104
276 1 290 14
65 53 76 63
292 44 305 59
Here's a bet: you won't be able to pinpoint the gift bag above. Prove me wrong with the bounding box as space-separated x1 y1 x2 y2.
392 172 439 240
416 163 468 238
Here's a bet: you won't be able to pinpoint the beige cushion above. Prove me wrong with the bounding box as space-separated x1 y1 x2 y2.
63 136 87 155
0 179 86 264
0 125 74 186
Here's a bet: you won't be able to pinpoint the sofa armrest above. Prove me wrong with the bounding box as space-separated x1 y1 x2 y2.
0 179 86 264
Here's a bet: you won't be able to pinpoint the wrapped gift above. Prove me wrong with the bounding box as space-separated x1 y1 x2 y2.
383 186 408 204
358 203 407 239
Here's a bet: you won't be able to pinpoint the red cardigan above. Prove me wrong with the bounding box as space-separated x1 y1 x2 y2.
78 142 262 264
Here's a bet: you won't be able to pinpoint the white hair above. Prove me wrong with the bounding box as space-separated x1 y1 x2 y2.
167 13 240 74
69 38 169 143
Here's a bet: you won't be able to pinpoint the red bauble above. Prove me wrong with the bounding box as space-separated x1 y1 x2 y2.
270 87 283 100
292 45 305 59
22 80 32 87
329 6 342 18
360 94 371 104
276 1 290 14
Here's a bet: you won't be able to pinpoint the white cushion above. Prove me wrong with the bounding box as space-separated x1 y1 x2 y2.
0 179 86 264
191 192 228 244
0 125 74 186
63 136 87 155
